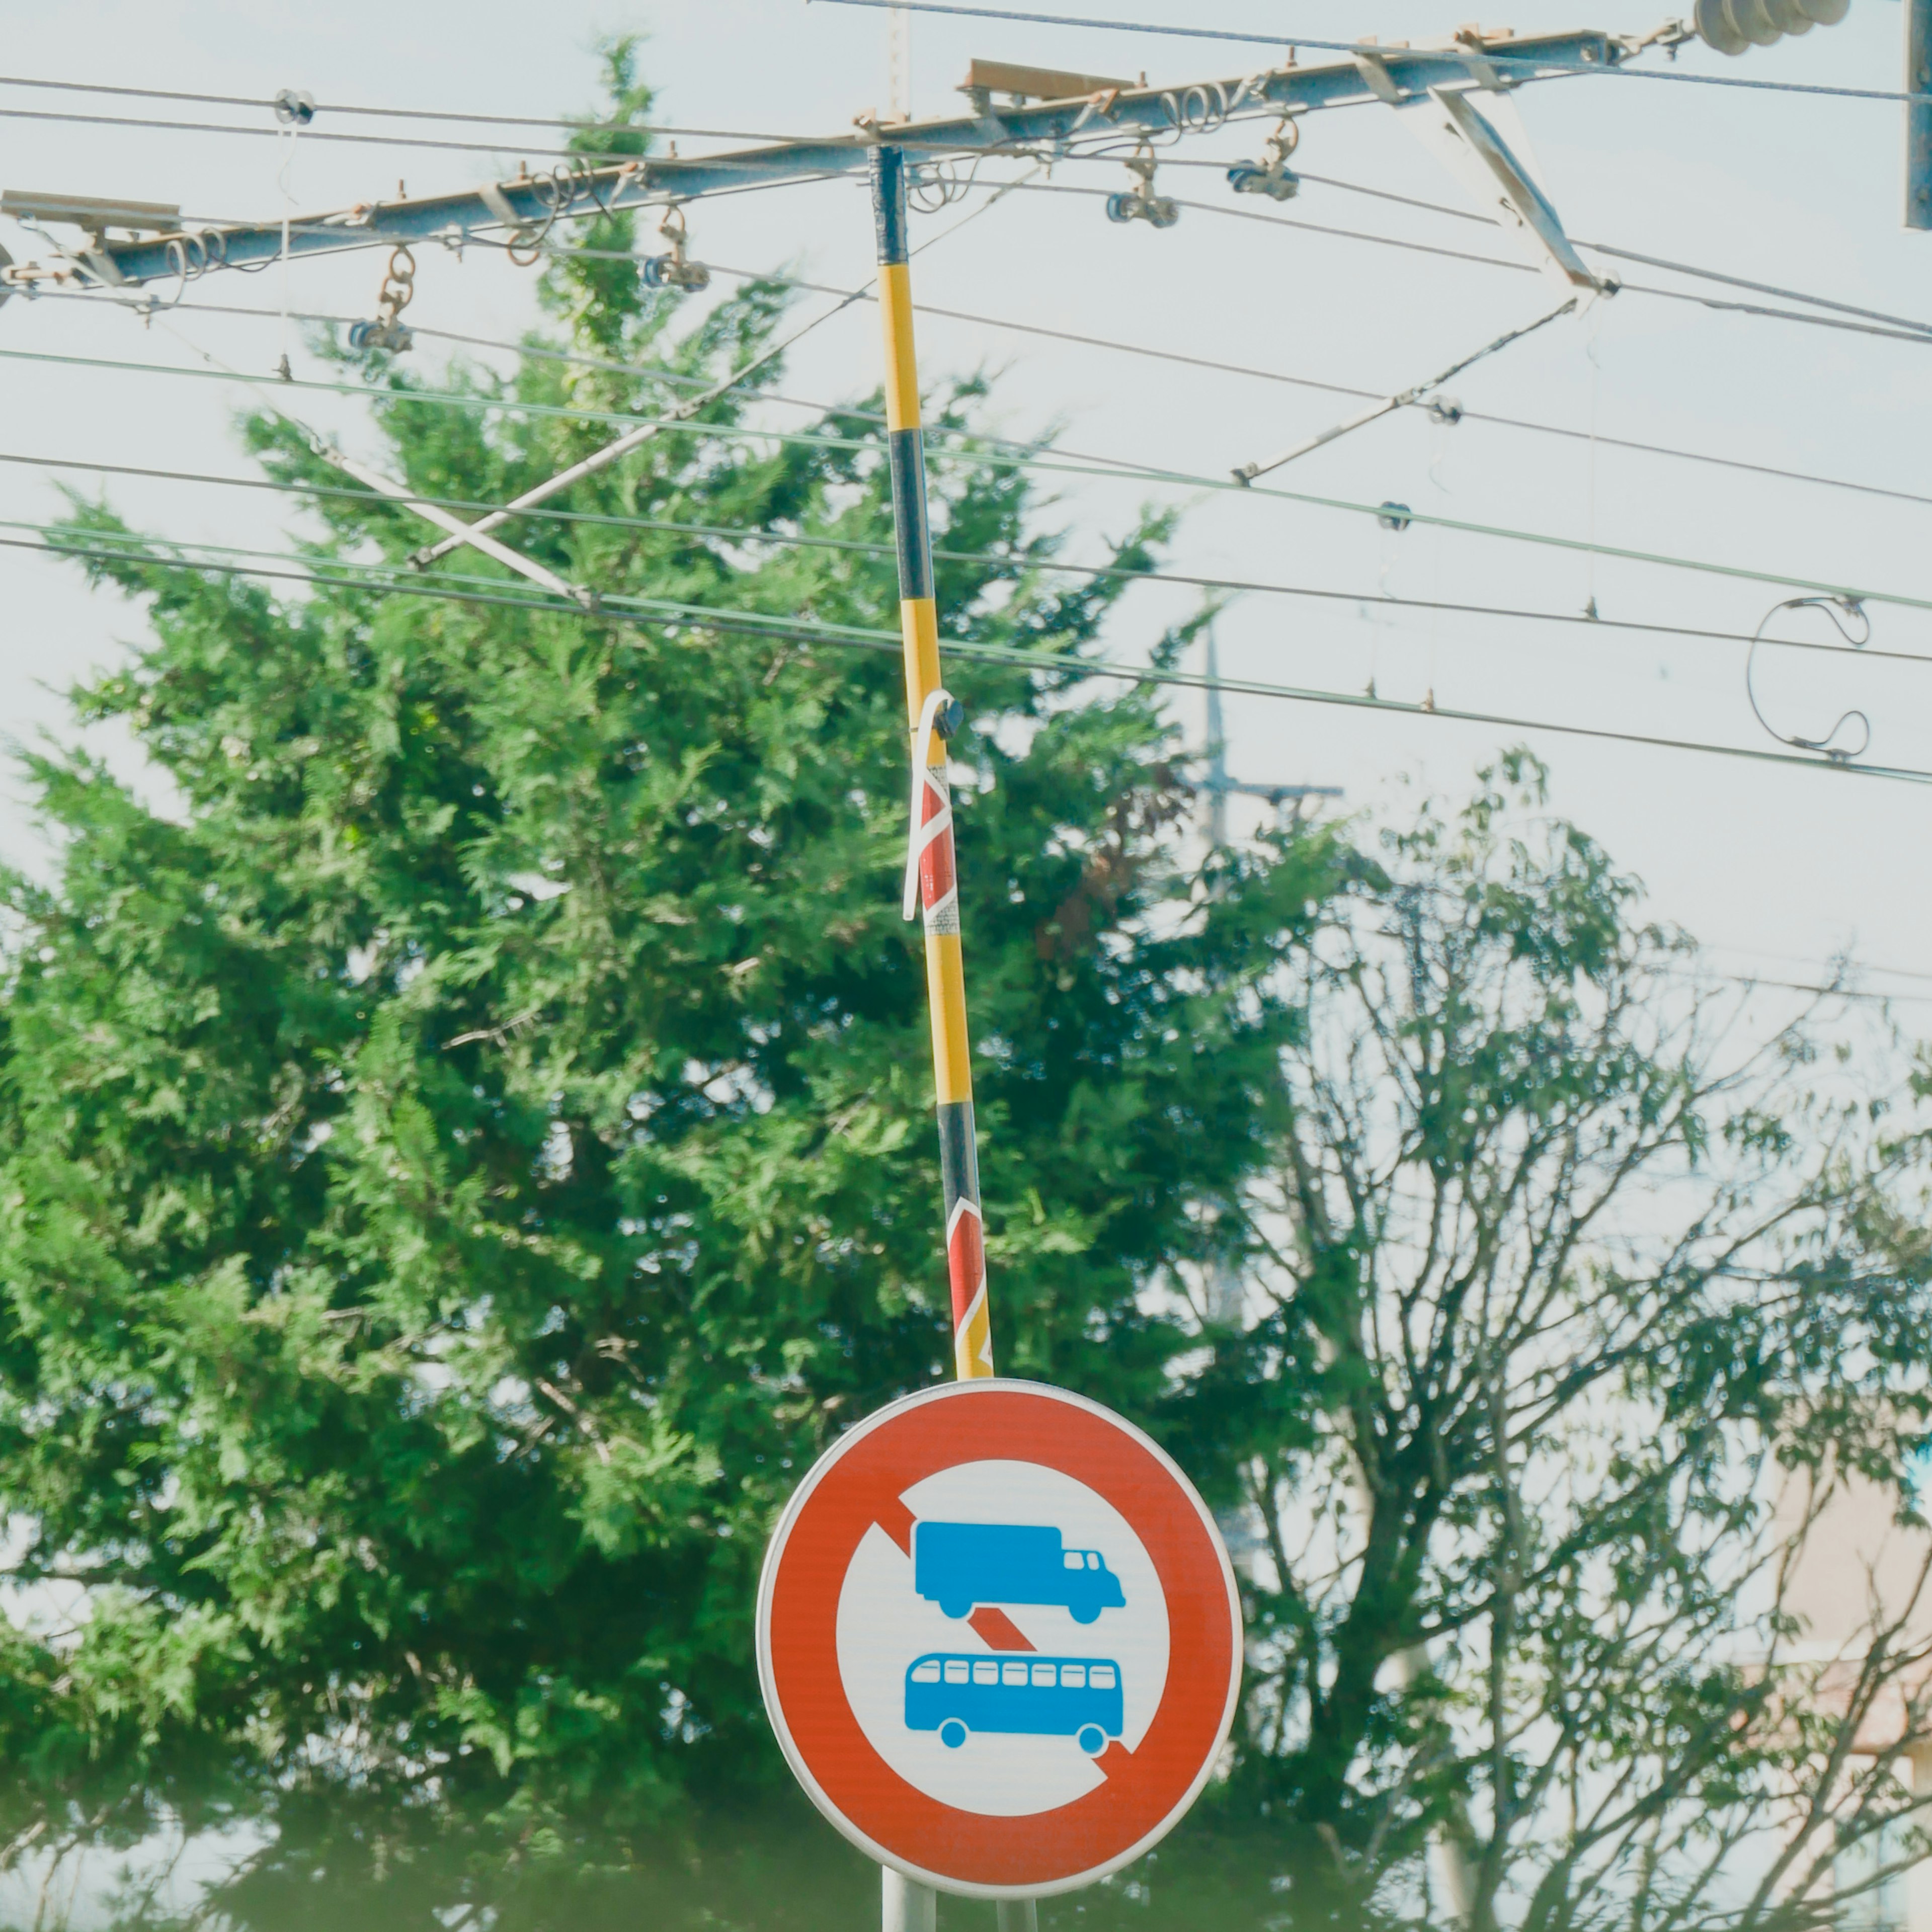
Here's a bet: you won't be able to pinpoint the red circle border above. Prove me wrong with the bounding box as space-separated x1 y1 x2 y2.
756 1380 1242 1898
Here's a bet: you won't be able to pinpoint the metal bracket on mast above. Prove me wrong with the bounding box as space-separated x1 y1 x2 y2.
1230 65 1607 485
1393 83 1605 293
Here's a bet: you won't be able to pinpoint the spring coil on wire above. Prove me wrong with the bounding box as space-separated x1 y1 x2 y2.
501 160 616 267
1162 80 1230 136
909 157 981 212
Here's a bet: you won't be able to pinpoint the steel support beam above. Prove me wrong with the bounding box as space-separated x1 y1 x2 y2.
1 30 1620 293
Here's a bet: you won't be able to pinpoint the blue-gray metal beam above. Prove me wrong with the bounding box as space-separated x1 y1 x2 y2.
7 29 1620 293
1909 0 1932 228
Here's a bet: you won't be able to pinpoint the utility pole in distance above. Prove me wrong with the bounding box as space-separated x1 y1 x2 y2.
1909 0 1932 227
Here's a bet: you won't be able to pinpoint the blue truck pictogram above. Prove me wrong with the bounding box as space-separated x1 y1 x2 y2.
913 1520 1126 1624
904 1652 1124 1756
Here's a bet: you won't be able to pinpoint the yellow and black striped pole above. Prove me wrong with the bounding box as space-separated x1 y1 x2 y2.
871 144 993 1385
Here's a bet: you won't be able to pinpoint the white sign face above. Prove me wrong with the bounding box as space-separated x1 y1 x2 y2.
836 1459 1171 1817
757 1379 1243 1900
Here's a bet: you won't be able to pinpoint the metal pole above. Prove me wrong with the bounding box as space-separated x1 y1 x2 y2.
882 1868 937 1932
870 142 993 1388
871 131 1016 1932
1908 0 1932 229
996 1904 1040 1932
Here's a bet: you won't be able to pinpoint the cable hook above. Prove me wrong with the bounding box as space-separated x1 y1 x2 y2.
347 244 416 354
1105 145 1179 229
641 204 711 291
1228 114 1301 202
1744 594 1872 763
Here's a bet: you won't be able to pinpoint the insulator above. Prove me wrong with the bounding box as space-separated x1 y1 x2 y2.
1693 0 1850 56
347 318 414 354
1228 162 1301 202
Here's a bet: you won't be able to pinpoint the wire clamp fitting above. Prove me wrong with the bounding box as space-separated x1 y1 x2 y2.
1105 147 1179 229
903 688 964 928
1227 117 1301 202
641 205 711 293
348 244 416 354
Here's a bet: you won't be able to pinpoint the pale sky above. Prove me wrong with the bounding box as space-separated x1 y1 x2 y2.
1 0 1928 1009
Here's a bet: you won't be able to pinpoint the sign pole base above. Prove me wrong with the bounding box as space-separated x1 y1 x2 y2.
882 1867 936 1932
995 1902 1040 1931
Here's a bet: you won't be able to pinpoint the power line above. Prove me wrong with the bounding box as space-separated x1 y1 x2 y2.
991 179 1932 348
0 69 799 140
21 520 1932 787
7 337 1927 615
1052 154 1932 341
678 260 1932 515
0 103 632 164
32 267 1928 517
18 444 1932 672
0 101 799 164
804 0 1932 110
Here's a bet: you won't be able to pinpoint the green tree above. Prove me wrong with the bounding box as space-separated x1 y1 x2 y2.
0 40 1334 1926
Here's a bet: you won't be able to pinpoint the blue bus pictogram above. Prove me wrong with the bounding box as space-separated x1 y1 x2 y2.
904 1652 1124 1756
913 1520 1126 1624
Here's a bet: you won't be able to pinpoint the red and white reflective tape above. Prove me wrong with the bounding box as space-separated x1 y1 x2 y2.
902 687 960 937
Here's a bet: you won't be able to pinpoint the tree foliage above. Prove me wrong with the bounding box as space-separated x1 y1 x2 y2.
0 40 1328 1923
1172 761 1932 1932
2 44 1931 1932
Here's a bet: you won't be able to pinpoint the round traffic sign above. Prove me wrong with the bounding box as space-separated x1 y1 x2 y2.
756 1379 1242 1899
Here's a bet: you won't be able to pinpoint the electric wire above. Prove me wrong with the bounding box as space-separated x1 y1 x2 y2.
0 71 799 140
9 101 1924 347
5 337 1925 614
1055 154 1932 340
990 179 1932 348
26 270 1929 517
17 445 1932 673
0 103 687 163
803 0 1932 110
18 521 1932 786
679 260 1932 514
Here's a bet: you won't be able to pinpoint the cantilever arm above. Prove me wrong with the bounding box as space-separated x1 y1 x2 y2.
1232 295 1577 486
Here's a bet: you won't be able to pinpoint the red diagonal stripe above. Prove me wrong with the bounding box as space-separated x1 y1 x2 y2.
967 1606 1035 1652
874 1495 916 1557
919 825 956 910
946 1211 985 1330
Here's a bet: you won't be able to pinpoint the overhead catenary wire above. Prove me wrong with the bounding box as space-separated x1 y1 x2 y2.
987 180 1932 349
23 522 1932 787
25 267 1930 517
20 445 1932 673
0 69 800 140
1051 154 1932 341
5 337 1927 615
0 102 766 164
671 261 1932 515
803 0 1932 110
